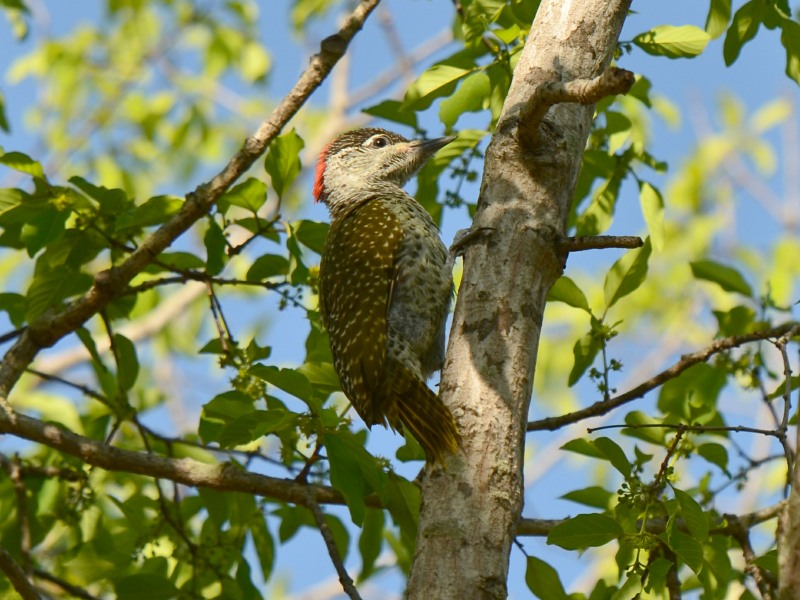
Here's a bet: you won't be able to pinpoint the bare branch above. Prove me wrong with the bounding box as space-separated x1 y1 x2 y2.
0 0 382 402
306 495 363 600
33 569 99 600
728 515 776 599
560 235 643 252
0 548 40 600
0 407 374 509
528 323 799 431
588 422 786 438
516 502 785 539
519 67 635 149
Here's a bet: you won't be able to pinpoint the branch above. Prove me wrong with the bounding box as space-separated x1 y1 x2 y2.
0 407 373 509
306 495 363 600
727 514 777 599
33 569 99 600
0 0 381 401
560 235 643 252
527 323 799 431
519 66 635 149
0 548 40 600
515 502 784 538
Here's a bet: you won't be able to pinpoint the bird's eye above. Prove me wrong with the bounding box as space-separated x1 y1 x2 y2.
369 136 389 148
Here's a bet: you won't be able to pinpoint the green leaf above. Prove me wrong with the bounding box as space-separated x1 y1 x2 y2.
293 219 329 255
439 71 491 131
204 219 227 275
690 259 753 297
672 487 708 541
780 20 800 85
525 556 569 600
0 187 24 218
384 473 420 554
643 558 674 593
622 411 667 445
633 25 711 58
20 206 68 256
753 549 778 575
639 183 664 252
603 237 652 309
402 63 474 112
561 438 605 459
250 513 275 580
594 437 631 478
264 129 304 199
114 573 178 600
460 0 505 45
326 430 385 525
547 276 590 312
713 305 756 336
117 195 183 233
697 442 730 476
705 0 732 38
0 150 45 179
249 365 315 408
362 100 418 129
723 1 763 66
561 486 614 510
0 292 25 327
547 513 622 550
358 508 385 582
568 331 602 387
113 334 139 391
218 178 267 213
219 409 299 447
0 91 9 132
246 254 290 281
751 98 792 133
663 528 704 574
156 251 205 270
69 176 130 214
25 267 93 321
239 41 271 83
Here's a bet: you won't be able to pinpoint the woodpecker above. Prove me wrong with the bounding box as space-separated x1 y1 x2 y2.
315 127 460 464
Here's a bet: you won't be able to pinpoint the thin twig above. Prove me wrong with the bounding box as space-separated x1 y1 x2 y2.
727 515 776 599
306 494 363 600
0 548 40 600
588 422 785 438
33 569 99 600
560 235 643 252
528 323 799 431
10 456 33 574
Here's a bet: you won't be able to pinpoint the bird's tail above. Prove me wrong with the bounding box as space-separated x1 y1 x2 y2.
384 362 460 466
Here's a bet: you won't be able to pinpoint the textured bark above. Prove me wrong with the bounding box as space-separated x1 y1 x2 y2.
405 1 632 598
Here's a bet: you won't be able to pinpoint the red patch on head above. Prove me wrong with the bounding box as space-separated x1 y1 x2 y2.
313 143 330 203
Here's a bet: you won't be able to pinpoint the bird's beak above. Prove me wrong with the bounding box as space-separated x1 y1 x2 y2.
412 135 457 154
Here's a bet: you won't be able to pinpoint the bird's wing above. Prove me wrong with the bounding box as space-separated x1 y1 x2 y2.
319 199 403 424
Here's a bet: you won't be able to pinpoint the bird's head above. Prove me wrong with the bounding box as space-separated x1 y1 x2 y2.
314 127 456 213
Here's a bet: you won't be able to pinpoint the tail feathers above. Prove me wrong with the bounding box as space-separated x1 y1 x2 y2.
384 362 460 466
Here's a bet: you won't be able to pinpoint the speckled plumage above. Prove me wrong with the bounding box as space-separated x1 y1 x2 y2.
316 128 459 464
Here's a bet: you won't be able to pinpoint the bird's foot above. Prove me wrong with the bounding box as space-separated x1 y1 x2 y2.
447 226 495 270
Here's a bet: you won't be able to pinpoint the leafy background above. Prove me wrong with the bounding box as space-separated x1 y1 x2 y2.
0 0 799 598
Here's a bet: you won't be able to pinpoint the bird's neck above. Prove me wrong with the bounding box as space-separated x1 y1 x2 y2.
326 182 410 220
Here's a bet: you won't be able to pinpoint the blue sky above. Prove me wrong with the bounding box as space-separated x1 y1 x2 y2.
1 1 797 598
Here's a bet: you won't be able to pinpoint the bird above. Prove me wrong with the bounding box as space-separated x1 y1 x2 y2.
314 127 460 465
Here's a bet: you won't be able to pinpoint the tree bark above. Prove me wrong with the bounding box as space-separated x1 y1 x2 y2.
405 1 633 598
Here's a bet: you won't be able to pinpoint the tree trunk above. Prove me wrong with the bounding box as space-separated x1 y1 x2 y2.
405 1 633 598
